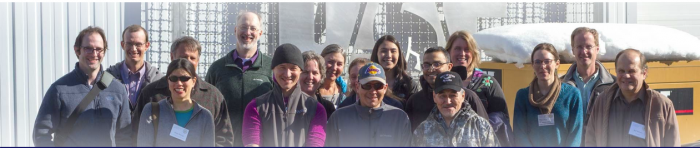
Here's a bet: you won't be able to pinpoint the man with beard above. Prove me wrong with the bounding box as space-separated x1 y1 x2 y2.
206 11 273 146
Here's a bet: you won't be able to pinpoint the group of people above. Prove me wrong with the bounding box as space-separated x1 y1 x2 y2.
31 11 680 147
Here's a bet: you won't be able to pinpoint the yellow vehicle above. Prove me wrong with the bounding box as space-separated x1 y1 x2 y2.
479 61 700 144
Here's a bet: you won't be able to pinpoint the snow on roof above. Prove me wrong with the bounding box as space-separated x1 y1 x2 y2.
474 23 700 67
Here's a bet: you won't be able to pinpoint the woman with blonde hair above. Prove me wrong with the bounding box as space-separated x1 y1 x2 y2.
446 30 512 146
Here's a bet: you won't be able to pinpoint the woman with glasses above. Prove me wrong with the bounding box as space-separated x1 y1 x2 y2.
137 58 215 147
370 35 421 106
513 43 583 147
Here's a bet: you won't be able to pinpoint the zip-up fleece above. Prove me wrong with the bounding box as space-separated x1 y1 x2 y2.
325 101 412 147
206 49 273 146
33 63 132 147
136 99 215 147
252 85 321 147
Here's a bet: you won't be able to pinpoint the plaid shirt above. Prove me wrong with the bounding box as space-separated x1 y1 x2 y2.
132 77 234 147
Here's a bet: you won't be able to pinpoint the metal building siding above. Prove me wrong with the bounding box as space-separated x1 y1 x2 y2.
637 2 700 38
0 2 123 146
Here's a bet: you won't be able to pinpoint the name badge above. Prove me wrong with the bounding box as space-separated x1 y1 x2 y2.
170 124 189 141
538 113 555 126
629 121 646 139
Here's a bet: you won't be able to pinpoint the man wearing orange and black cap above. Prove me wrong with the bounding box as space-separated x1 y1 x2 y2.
325 63 412 147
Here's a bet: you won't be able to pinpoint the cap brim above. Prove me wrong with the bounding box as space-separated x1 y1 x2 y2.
359 77 386 85
434 85 462 93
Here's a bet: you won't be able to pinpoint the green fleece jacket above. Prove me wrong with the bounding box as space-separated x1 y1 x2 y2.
205 49 273 146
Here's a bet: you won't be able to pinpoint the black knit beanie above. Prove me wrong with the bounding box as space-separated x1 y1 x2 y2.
271 43 304 69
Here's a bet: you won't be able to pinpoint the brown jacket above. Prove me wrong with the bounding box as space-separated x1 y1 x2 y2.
584 82 680 147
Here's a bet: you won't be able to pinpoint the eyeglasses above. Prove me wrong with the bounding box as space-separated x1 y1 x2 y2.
81 46 104 53
125 42 146 48
360 83 384 90
533 59 554 65
421 62 448 69
238 26 259 32
168 76 192 82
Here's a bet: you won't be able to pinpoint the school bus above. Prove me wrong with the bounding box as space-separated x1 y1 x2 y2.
479 61 700 144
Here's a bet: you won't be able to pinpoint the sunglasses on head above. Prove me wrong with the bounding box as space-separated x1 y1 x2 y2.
361 82 384 90
168 76 192 82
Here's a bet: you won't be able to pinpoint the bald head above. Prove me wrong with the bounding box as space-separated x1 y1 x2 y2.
615 48 648 95
615 48 647 70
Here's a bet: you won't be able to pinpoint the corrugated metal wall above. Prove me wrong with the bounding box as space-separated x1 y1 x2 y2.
0 2 124 147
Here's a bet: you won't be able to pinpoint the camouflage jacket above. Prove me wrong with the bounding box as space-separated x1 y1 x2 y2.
412 102 499 147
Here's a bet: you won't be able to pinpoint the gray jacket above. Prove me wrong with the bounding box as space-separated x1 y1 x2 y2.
561 61 615 125
325 101 412 147
106 61 164 110
136 99 215 147
33 63 132 147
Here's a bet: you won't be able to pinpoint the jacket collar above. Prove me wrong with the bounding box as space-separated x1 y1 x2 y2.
354 100 385 119
162 97 204 121
107 61 161 83
73 62 105 86
224 49 265 70
429 101 475 136
419 75 433 92
562 61 615 86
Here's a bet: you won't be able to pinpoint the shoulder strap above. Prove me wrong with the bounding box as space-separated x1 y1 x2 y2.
55 72 114 146
151 102 160 146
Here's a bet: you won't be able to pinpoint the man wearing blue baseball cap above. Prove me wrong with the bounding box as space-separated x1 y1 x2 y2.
325 63 412 147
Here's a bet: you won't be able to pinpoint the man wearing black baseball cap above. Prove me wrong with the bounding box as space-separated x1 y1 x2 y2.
412 71 498 147
406 47 488 132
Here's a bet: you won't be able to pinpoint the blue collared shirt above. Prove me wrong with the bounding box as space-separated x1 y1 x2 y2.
120 62 146 106
573 69 599 112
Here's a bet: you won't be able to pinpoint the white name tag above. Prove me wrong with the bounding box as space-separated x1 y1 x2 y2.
170 124 189 141
538 113 555 126
629 121 646 139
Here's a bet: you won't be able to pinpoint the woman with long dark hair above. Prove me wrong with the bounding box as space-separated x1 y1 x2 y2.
370 35 421 105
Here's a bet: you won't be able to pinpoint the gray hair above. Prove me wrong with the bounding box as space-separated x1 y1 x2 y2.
321 44 346 59
302 50 326 79
170 36 201 56
236 11 263 27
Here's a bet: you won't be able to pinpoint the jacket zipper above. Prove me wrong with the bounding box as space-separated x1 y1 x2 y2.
369 109 374 146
